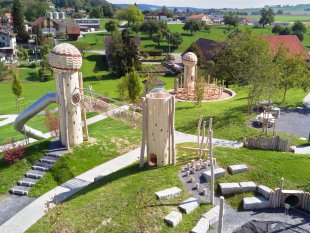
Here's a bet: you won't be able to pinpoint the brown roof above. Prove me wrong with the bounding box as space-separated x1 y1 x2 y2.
184 38 223 62
32 17 45 27
188 14 207 19
262 35 310 61
66 23 80 35
4 13 12 20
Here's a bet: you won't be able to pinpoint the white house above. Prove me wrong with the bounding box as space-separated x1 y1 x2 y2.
186 14 211 24
0 28 17 56
145 13 169 22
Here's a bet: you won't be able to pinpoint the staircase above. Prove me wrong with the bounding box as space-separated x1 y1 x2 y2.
9 140 67 196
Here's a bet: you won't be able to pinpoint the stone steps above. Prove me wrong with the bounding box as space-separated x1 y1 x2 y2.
39 155 59 164
25 169 46 179
17 177 39 187
32 161 53 172
9 185 31 196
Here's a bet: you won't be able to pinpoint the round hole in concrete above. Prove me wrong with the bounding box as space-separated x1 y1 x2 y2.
284 195 299 208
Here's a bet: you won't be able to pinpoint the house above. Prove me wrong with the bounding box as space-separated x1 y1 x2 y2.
0 27 17 57
238 17 256 25
74 19 100 31
186 14 211 24
2 13 13 26
104 35 140 65
63 8 75 15
32 17 80 40
183 38 223 64
262 35 310 62
144 12 169 21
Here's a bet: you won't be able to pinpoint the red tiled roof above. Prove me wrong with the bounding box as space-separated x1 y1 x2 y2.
262 35 310 61
66 24 80 35
32 17 45 27
188 14 207 19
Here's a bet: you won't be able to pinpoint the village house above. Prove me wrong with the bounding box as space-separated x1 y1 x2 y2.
1 13 13 26
0 27 17 58
74 19 100 31
186 14 211 24
144 12 169 21
262 35 310 62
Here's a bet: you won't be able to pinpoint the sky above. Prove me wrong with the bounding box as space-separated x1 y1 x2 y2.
108 0 310 9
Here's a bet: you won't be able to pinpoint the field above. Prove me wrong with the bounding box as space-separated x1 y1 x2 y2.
247 15 310 22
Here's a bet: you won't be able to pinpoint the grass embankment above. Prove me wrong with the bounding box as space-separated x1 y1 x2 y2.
29 118 141 197
27 148 213 233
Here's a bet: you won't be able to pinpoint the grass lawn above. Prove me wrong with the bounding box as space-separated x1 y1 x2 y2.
28 118 141 197
27 146 213 233
247 15 310 22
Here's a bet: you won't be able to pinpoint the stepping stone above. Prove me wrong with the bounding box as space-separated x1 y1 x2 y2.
203 168 226 182
9 185 31 196
191 217 209 233
32 162 53 172
219 182 240 195
243 196 271 210
240 181 256 192
25 169 46 179
257 185 272 199
45 150 67 158
18 177 39 187
178 197 200 214
164 211 182 227
155 187 182 200
39 155 59 164
228 164 248 175
202 205 220 226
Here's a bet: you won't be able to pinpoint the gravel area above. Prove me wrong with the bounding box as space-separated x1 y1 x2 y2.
179 161 310 233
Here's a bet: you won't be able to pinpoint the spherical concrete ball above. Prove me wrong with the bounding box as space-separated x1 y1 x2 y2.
182 52 198 67
49 43 82 73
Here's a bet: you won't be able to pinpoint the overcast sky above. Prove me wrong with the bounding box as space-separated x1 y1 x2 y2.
108 0 310 9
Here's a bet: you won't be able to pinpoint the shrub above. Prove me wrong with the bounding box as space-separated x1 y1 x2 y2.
29 62 37 68
45 110 59 136
3 139 26 164
141 49 163 56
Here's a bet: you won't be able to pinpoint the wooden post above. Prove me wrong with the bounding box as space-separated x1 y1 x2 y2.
79 72 89 141
140 97 147 167
199 121 206 160
218 196 224 233
208 75 210 85
171 96 176 165
197 115 203 150
272 120 276 136
209 130 215 205
280 177 284 191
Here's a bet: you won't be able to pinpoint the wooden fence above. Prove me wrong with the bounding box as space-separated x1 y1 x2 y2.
244 136 291 152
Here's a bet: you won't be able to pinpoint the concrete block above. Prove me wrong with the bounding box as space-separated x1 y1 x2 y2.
243 196 271 210
164 211 182 227
239 182 256 192
179 197 200 214
203 168 226 182
257 185 273 199
219 183 241 195
228 164 248 174
190 217 209 233
202 205 220 226
155 187 182 200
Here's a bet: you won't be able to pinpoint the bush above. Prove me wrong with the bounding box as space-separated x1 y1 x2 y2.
141 49 163 56
3 140 26 165
29 62 37 68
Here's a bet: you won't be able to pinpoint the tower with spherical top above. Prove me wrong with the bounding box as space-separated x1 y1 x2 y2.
49 43 84 148
182 52 198 89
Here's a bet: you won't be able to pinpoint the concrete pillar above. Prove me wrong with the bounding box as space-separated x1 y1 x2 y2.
218 196 224 233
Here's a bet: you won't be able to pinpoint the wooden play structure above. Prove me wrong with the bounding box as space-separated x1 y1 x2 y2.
174 52 230 101
140 92 176 167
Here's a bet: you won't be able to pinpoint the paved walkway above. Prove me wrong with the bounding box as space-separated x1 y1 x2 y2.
0 131 241 233
0 115 17 127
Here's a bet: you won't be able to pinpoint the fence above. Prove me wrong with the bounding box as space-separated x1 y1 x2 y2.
244 136 291 152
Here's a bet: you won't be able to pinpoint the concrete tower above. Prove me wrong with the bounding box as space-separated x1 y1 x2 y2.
182 52 198 89
48 43 83 148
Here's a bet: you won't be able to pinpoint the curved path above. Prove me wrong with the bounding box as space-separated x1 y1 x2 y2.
303 92 310 109
0 132 241 233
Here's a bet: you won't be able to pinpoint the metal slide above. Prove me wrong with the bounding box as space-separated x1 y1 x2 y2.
14 92 57 140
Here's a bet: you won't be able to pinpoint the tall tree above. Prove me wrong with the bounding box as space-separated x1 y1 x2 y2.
169 32 183 48
36 26 44 46
102 4 113 18
259 8 275 27
223 14 239 27
12 0 29 42
126 69 143 104
25 2 49 21
183 20 201 35
195 69 205 107
12 70 23 98
105 20 118 34
115 5 144 25
292 20 307 33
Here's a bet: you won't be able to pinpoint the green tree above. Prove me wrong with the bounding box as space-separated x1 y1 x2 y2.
161 5 173 17
195 69 205 107
0 62 11 81
213 29 276 113
25 2 49 21
115 5 144 25
169 32 183 48
105 20 118 34
102 4 113 18
12 70 23 98
272 25 282 34
12 0 29 42
274 46 308 104
152 31 163 46
223 14 239 27
90 7 103 18
259 8 275 27
126 69 143 104
37 26 44 46
72 41 91 57
279 26 292 35
292 20 307 33
139 20 167 39
183 20 201 35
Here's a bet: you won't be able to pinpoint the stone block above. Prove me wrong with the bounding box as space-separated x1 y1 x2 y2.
202 205 220 226
257 185 273 199
164 211 182 227
243 196 271 210
179 197 200 214
219 183 240 195
239 182 256 192
155 187 182 200
190 217 209 233
228 164 248 175
203 168 226 182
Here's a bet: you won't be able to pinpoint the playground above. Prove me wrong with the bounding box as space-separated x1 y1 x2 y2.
0 44 310 232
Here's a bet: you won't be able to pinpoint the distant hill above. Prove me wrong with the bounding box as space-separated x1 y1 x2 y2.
117 4 206 12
